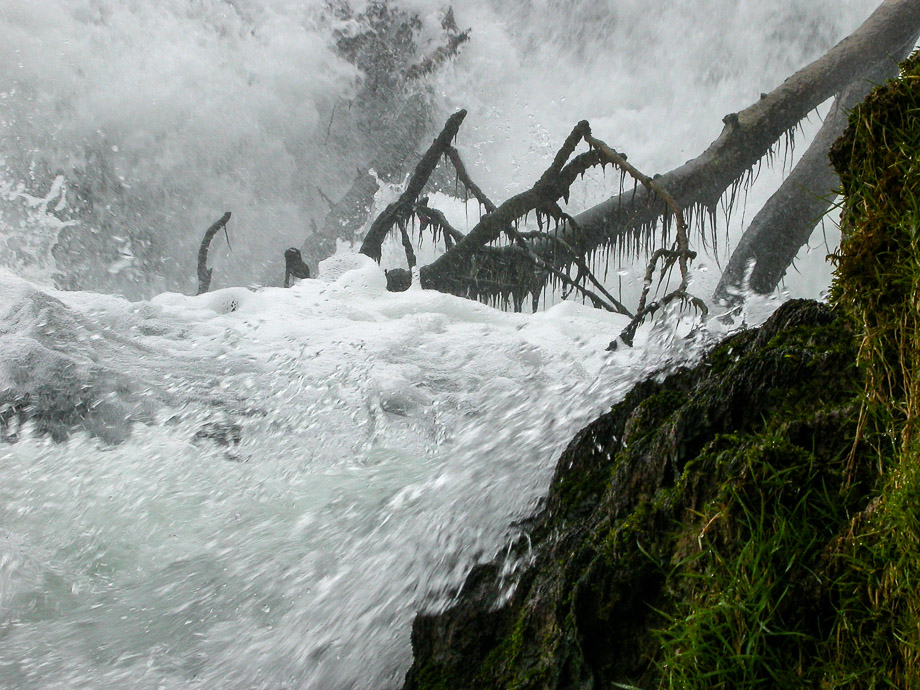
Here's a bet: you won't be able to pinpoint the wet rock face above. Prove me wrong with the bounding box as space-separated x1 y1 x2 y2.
403 299 863 690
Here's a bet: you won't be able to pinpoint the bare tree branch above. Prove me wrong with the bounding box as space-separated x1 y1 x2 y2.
359 109 467 262
196 212 231 295
444 146 497 212
713 35 918 302
352 0 919 336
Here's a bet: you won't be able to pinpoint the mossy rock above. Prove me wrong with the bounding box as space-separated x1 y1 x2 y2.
403 300 871 690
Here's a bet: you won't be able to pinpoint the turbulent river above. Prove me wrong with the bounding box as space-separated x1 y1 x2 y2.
0 1 885 688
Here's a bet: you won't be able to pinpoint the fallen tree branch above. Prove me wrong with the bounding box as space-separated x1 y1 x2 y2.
566 0 920 260
353 0 919 337
713 37 917 301
579 131 708 341
367 112 692 316
359 109 467 262
413 117 698 321
446 144 630 312
415 120 597 292
416 202 466 248
196 211 231 295
415 0 920 296
537 207 633 315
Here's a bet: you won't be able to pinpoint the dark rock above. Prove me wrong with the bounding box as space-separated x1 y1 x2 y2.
193 421 242 447
402 299 869 689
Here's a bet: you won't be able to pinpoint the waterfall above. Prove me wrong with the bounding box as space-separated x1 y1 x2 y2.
0 1 883 687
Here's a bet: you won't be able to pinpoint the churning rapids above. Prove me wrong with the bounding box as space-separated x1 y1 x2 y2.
0 1 886 688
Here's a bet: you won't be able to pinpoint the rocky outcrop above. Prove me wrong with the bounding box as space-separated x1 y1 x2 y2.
403 299 874 689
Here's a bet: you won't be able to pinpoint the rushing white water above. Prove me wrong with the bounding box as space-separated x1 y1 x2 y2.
0 257 738 689
0 1 886 688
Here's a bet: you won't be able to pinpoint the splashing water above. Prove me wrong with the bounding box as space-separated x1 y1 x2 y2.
0 1 885 688
0 258 717 689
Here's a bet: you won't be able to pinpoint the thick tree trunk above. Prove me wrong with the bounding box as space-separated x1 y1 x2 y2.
414 0 920 296
714 36 918 302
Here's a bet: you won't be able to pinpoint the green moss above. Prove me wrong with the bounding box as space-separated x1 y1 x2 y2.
703 331 757 375
412 664 455 690
477 613 558 690
831 50 920 442
821 49 920 688
633 389 689 430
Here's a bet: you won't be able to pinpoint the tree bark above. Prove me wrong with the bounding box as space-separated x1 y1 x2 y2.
713 35 918 301
415 0 920 296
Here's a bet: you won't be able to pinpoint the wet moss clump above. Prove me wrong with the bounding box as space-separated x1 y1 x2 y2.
831 50 920 442
819 49 920 687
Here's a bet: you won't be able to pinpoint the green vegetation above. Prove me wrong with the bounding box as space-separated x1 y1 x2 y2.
821 48 920 688
655 50 920 689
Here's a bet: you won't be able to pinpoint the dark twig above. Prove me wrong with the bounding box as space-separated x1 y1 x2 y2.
416 203 466 248
197 212 231 295
545 209 633 316
359 109 467 261
502 220 621 314
444 146 497 213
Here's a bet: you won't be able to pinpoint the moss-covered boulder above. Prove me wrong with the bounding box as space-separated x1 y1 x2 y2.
404 299 872 689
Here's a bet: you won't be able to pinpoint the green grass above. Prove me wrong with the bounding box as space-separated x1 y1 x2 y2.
656 51 920 690
656 435 856 689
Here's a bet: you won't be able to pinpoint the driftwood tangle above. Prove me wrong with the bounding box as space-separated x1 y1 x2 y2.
353 0 919 343
360 112 706 336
